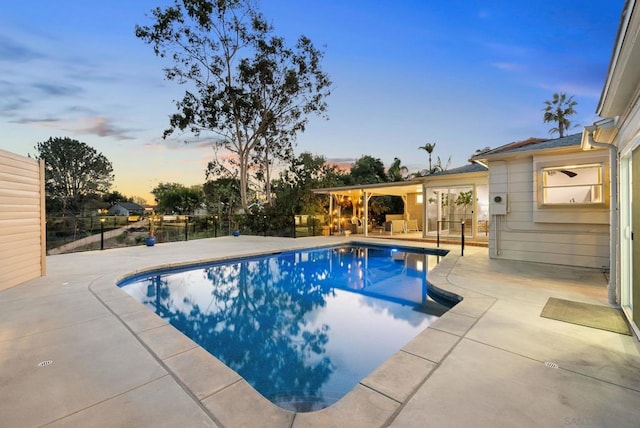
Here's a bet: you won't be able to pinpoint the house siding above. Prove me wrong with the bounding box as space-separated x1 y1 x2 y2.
0 149 46 290
489 156 609 269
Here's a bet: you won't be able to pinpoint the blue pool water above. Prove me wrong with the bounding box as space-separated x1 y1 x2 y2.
118 244 452 412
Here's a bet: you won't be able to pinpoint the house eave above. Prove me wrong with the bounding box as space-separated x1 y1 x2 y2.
598 0 640 118
472 145 589 163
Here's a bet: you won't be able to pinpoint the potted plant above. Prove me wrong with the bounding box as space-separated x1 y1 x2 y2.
145 215 156 246
455 190 473 228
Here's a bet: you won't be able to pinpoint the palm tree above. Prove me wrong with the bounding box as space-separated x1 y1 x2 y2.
431 156 451 173
418 143 437 174
543 93 578 138
387 157 408 182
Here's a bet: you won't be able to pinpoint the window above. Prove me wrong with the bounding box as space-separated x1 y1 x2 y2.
541 164 603 205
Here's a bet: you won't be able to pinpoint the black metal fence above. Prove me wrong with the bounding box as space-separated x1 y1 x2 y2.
46 213 331 254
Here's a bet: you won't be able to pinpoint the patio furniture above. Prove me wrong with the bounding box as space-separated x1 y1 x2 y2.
384 219 406 234
406 219 419 232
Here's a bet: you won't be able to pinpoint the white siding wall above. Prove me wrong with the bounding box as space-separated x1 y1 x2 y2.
0 149 46 290
489 157 609 269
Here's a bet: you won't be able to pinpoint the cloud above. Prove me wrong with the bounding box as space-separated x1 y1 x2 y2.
0 80 31 116
325 157 355 172
482 41 530 58
0 97 30 117
536 82 602 99
491 62 526 72
144 135 220 151
326 157 356 164
11 115 135 140
74 117 134 140
32 82 82 97
10 117 62 127
67 105 96 115
0 35 43 62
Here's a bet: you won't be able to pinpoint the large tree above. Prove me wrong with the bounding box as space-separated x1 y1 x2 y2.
136 0 331 210
151 182 204 214
271 152 347 216
34 137 114 213
349 155 388 184
203 177 242 213
543 92 578 138
102 190 133 205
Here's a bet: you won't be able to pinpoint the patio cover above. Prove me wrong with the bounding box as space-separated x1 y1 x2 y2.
313 180 425 236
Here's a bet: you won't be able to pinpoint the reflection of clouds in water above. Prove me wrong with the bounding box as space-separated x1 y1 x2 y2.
119 244 444 411
362 296 439 327
304 289 435 395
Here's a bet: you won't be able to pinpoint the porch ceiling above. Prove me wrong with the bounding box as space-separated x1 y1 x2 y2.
313 180 424 198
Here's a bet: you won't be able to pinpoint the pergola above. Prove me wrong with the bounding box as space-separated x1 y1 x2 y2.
313 180 425 237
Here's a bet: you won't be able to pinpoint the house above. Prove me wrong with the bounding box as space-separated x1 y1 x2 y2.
470 133 610 269
312 163 489 243
108 202 146 218
582 0 640 336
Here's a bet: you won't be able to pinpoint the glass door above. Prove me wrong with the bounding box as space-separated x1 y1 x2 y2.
426 186 474 237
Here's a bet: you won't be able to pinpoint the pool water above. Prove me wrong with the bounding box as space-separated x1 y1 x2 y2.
118 244 451 412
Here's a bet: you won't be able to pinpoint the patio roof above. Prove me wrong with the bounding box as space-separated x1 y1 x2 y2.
312 163 489 198
312 179 425 198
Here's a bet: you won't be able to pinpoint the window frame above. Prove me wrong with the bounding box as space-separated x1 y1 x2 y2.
539 162 605 207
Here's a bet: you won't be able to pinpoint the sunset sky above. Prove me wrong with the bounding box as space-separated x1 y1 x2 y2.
1 0 624 203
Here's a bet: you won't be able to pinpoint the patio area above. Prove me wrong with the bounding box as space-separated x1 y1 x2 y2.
1 235 639 427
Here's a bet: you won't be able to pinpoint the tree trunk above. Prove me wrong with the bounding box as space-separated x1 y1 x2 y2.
265 141 272 205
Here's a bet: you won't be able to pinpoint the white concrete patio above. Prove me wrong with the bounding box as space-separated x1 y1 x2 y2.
1 235 639 427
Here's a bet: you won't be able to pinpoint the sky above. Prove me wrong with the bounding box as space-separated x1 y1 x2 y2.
0 0 625 203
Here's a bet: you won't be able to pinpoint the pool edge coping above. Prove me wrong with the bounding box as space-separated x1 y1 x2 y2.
88 238 482 427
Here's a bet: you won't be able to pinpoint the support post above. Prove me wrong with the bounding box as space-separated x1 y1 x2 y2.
100 218 105 250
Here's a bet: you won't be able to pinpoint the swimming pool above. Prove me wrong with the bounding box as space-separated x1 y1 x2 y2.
118 243 453 412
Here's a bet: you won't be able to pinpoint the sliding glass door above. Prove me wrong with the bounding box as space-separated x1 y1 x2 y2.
425 186 474 237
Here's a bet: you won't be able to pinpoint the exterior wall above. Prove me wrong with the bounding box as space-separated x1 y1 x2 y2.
489 155 609 269
0 149 46 290
406 193 423 229
614 86 640 335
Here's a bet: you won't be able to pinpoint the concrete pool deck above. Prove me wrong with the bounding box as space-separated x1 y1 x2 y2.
1 235 640 427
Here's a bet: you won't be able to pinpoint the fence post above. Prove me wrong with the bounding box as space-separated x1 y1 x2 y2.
436 221 440 247
185 216 188 241
263 215 267 237
214 216 218 238
100 219 105 250
461 221 465 256
292 216 296 238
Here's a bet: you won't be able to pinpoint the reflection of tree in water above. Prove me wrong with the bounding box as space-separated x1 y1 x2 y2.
142 254 335 411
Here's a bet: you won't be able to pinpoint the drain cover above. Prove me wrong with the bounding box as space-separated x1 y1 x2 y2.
544 361 559 369
38 360 53 367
